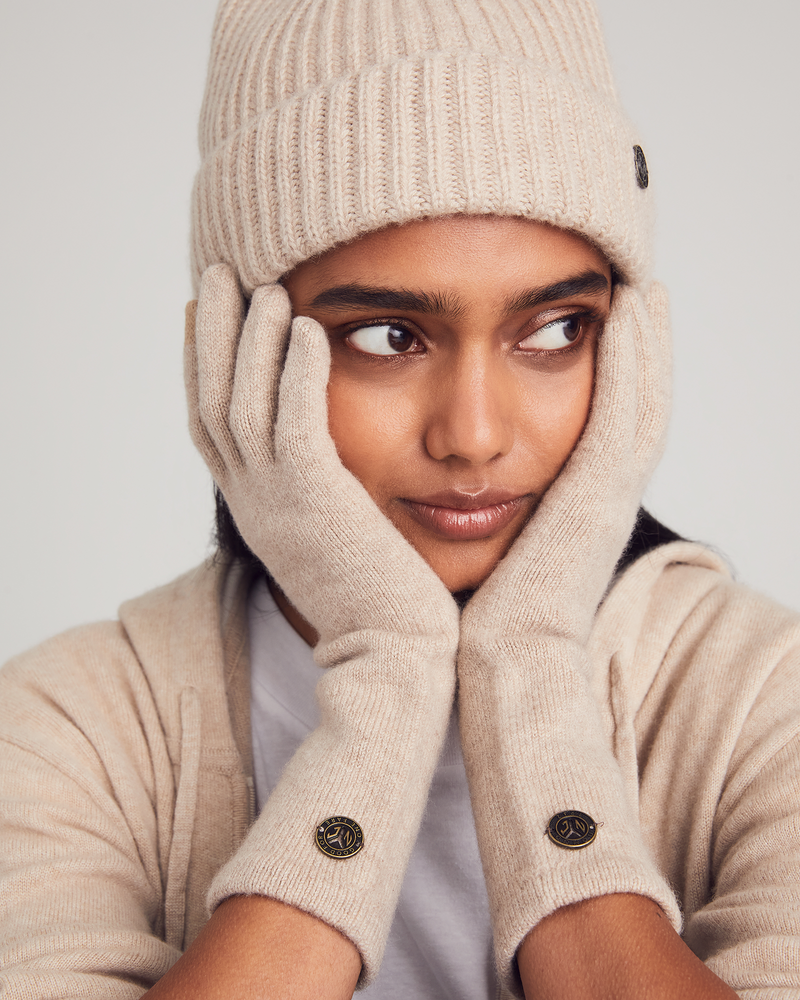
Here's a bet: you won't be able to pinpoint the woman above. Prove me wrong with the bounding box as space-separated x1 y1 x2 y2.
1 1 798 997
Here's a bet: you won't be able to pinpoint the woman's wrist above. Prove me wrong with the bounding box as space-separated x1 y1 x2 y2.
144 896 360 1000
517 893 737 1000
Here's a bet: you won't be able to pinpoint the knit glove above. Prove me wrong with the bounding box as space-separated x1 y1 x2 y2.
185 264 459 983
458 283 682 994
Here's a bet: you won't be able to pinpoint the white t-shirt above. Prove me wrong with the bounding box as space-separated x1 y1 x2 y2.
248 576 497 999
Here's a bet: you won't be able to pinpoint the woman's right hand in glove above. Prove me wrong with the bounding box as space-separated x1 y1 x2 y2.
184 263 460 985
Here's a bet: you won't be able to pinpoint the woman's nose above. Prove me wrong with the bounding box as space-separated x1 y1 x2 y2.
424 356 514 466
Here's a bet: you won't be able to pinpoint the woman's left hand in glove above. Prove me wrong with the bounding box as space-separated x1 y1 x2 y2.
456 282 681 995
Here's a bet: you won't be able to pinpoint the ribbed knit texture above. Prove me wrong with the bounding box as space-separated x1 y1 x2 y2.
186 265 461 982
5 553 800 995
191 0 653 293
187 0 666 987
458 283 680 993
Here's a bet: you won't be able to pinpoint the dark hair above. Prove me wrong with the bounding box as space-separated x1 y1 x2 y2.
214 486 262 569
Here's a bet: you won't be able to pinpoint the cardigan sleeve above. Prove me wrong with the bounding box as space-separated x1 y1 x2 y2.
0 625 180 998
682 649 800 996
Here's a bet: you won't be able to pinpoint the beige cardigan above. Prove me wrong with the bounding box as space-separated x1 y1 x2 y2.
2 541 800 998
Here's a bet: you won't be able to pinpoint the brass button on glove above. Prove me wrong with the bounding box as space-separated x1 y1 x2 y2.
457 284 682 995
185 264 459 985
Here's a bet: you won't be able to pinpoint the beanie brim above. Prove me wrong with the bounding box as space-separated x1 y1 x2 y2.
191 50 652 294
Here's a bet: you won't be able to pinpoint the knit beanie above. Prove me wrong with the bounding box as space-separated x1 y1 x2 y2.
191 0 654 294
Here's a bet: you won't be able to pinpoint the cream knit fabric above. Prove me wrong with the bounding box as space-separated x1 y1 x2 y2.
186 265 460 982
191 0 653 292
186 0 673 988
4 552 800 996
458 282 679 992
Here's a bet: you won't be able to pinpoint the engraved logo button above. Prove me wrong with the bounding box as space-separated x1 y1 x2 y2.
315 816 364 858
633 145 649 189
547 810 597 849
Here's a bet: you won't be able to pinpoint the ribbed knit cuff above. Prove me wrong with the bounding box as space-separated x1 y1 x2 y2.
459 635 681 996
493 833 682 995
208 632 455 986
191 51 652 294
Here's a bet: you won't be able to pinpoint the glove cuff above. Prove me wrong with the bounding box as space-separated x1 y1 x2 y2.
459 636 681 995
209 633 455 985
492 842 681 995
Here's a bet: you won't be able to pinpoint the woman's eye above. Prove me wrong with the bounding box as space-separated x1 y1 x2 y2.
346 324 419 355
518 315 582 351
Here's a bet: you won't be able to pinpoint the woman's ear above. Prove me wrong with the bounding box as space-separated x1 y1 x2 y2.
185 299 198 347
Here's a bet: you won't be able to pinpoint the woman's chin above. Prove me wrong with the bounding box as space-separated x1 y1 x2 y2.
388 497 531 593
421 545 505 594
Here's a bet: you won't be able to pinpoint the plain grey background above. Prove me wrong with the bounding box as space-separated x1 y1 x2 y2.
1 1 798 666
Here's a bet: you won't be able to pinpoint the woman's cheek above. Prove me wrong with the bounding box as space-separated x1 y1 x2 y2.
516 358 595 477
326 365 422 498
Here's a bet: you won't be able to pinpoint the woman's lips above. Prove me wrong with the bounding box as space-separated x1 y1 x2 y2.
400 494 528 541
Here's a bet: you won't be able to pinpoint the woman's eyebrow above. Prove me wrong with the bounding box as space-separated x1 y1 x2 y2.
308 270 608 318
309 285 463 317
503 271 610 312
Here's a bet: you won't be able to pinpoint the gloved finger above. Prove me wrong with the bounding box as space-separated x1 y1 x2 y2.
195 263 245 470
546 284 640 507
634 281 671 467
644 280 671 357
273 314 337 473
546 286 665 582
474 287 645 619
586 284 640 464
230 283 292 465
185 298 227 483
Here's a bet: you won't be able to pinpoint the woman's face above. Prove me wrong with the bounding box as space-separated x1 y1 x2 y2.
283 215 612 593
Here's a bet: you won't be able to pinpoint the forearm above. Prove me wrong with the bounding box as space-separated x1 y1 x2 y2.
517 894 737 1000
144 897 360 1000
